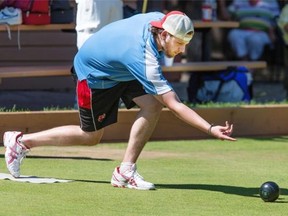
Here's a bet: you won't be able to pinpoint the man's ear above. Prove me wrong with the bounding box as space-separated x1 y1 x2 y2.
160 30 169 41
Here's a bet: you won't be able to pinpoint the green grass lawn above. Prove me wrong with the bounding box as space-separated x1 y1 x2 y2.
0 137 288 216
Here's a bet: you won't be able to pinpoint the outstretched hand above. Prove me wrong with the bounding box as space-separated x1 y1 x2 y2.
210 121 236 141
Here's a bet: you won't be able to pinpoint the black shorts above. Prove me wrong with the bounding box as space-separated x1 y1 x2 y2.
77 79 146 131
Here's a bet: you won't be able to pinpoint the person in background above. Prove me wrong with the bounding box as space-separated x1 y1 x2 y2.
277 1 288 98
75 0 123 49
3 11 236 191
218 0 233 21
123 0 139 18
219 0 280 21
278 1 288 45
227 0 280 60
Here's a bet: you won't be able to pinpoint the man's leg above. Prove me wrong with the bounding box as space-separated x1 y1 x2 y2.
122 94 162 162
4 126 104 177
247 31 271 61
22 125 104 148
111 94 163 190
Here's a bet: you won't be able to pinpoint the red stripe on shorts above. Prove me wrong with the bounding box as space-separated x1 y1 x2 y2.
77 80 91 109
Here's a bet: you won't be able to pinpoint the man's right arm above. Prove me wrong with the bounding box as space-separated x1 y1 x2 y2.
154 90 236 141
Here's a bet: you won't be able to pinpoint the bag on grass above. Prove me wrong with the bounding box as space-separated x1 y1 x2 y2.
187 66 252 103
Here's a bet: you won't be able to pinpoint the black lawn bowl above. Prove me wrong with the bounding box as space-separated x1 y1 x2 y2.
259 181 280 202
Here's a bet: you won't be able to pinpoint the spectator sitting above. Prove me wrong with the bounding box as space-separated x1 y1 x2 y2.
278 2 288 46
277 2 288 98
227 0 280 60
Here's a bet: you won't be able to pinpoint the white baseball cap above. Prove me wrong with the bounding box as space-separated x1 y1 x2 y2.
151 11 194 43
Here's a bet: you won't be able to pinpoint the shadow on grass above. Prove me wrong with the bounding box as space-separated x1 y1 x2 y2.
156 183 288 202
73 179 111 184
246 136 288 143
0 154 113 161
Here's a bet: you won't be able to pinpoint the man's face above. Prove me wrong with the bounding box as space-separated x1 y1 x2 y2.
161 32 189 58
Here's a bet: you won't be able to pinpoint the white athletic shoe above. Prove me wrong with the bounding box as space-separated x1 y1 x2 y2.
3 131 29 178
0 7 22 25
111 164 155 190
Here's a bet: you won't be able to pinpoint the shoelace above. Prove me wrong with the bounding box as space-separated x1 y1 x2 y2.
17 138 30 165
19 148 29 164
133 171 144 181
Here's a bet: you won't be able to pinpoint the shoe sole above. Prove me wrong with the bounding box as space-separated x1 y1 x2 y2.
127 185 156 190
111 180 155 190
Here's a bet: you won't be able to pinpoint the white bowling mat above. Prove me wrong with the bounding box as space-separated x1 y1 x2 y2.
0 173 72 184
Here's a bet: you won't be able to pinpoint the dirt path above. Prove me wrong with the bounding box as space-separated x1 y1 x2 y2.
23 145 183 161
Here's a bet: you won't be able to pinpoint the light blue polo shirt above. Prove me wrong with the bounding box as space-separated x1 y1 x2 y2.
73 12 172 95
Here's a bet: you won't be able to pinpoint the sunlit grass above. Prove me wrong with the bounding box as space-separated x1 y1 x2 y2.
0 137 287 215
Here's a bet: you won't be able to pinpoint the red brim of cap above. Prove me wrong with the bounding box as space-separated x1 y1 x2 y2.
150 20 163 28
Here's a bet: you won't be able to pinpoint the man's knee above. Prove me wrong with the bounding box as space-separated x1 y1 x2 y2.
134 95 163 113
82 129 104 146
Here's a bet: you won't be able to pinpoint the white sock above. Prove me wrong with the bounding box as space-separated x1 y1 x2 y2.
119 162 134 176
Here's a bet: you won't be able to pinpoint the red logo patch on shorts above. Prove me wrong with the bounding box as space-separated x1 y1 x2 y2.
98 113 106 122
